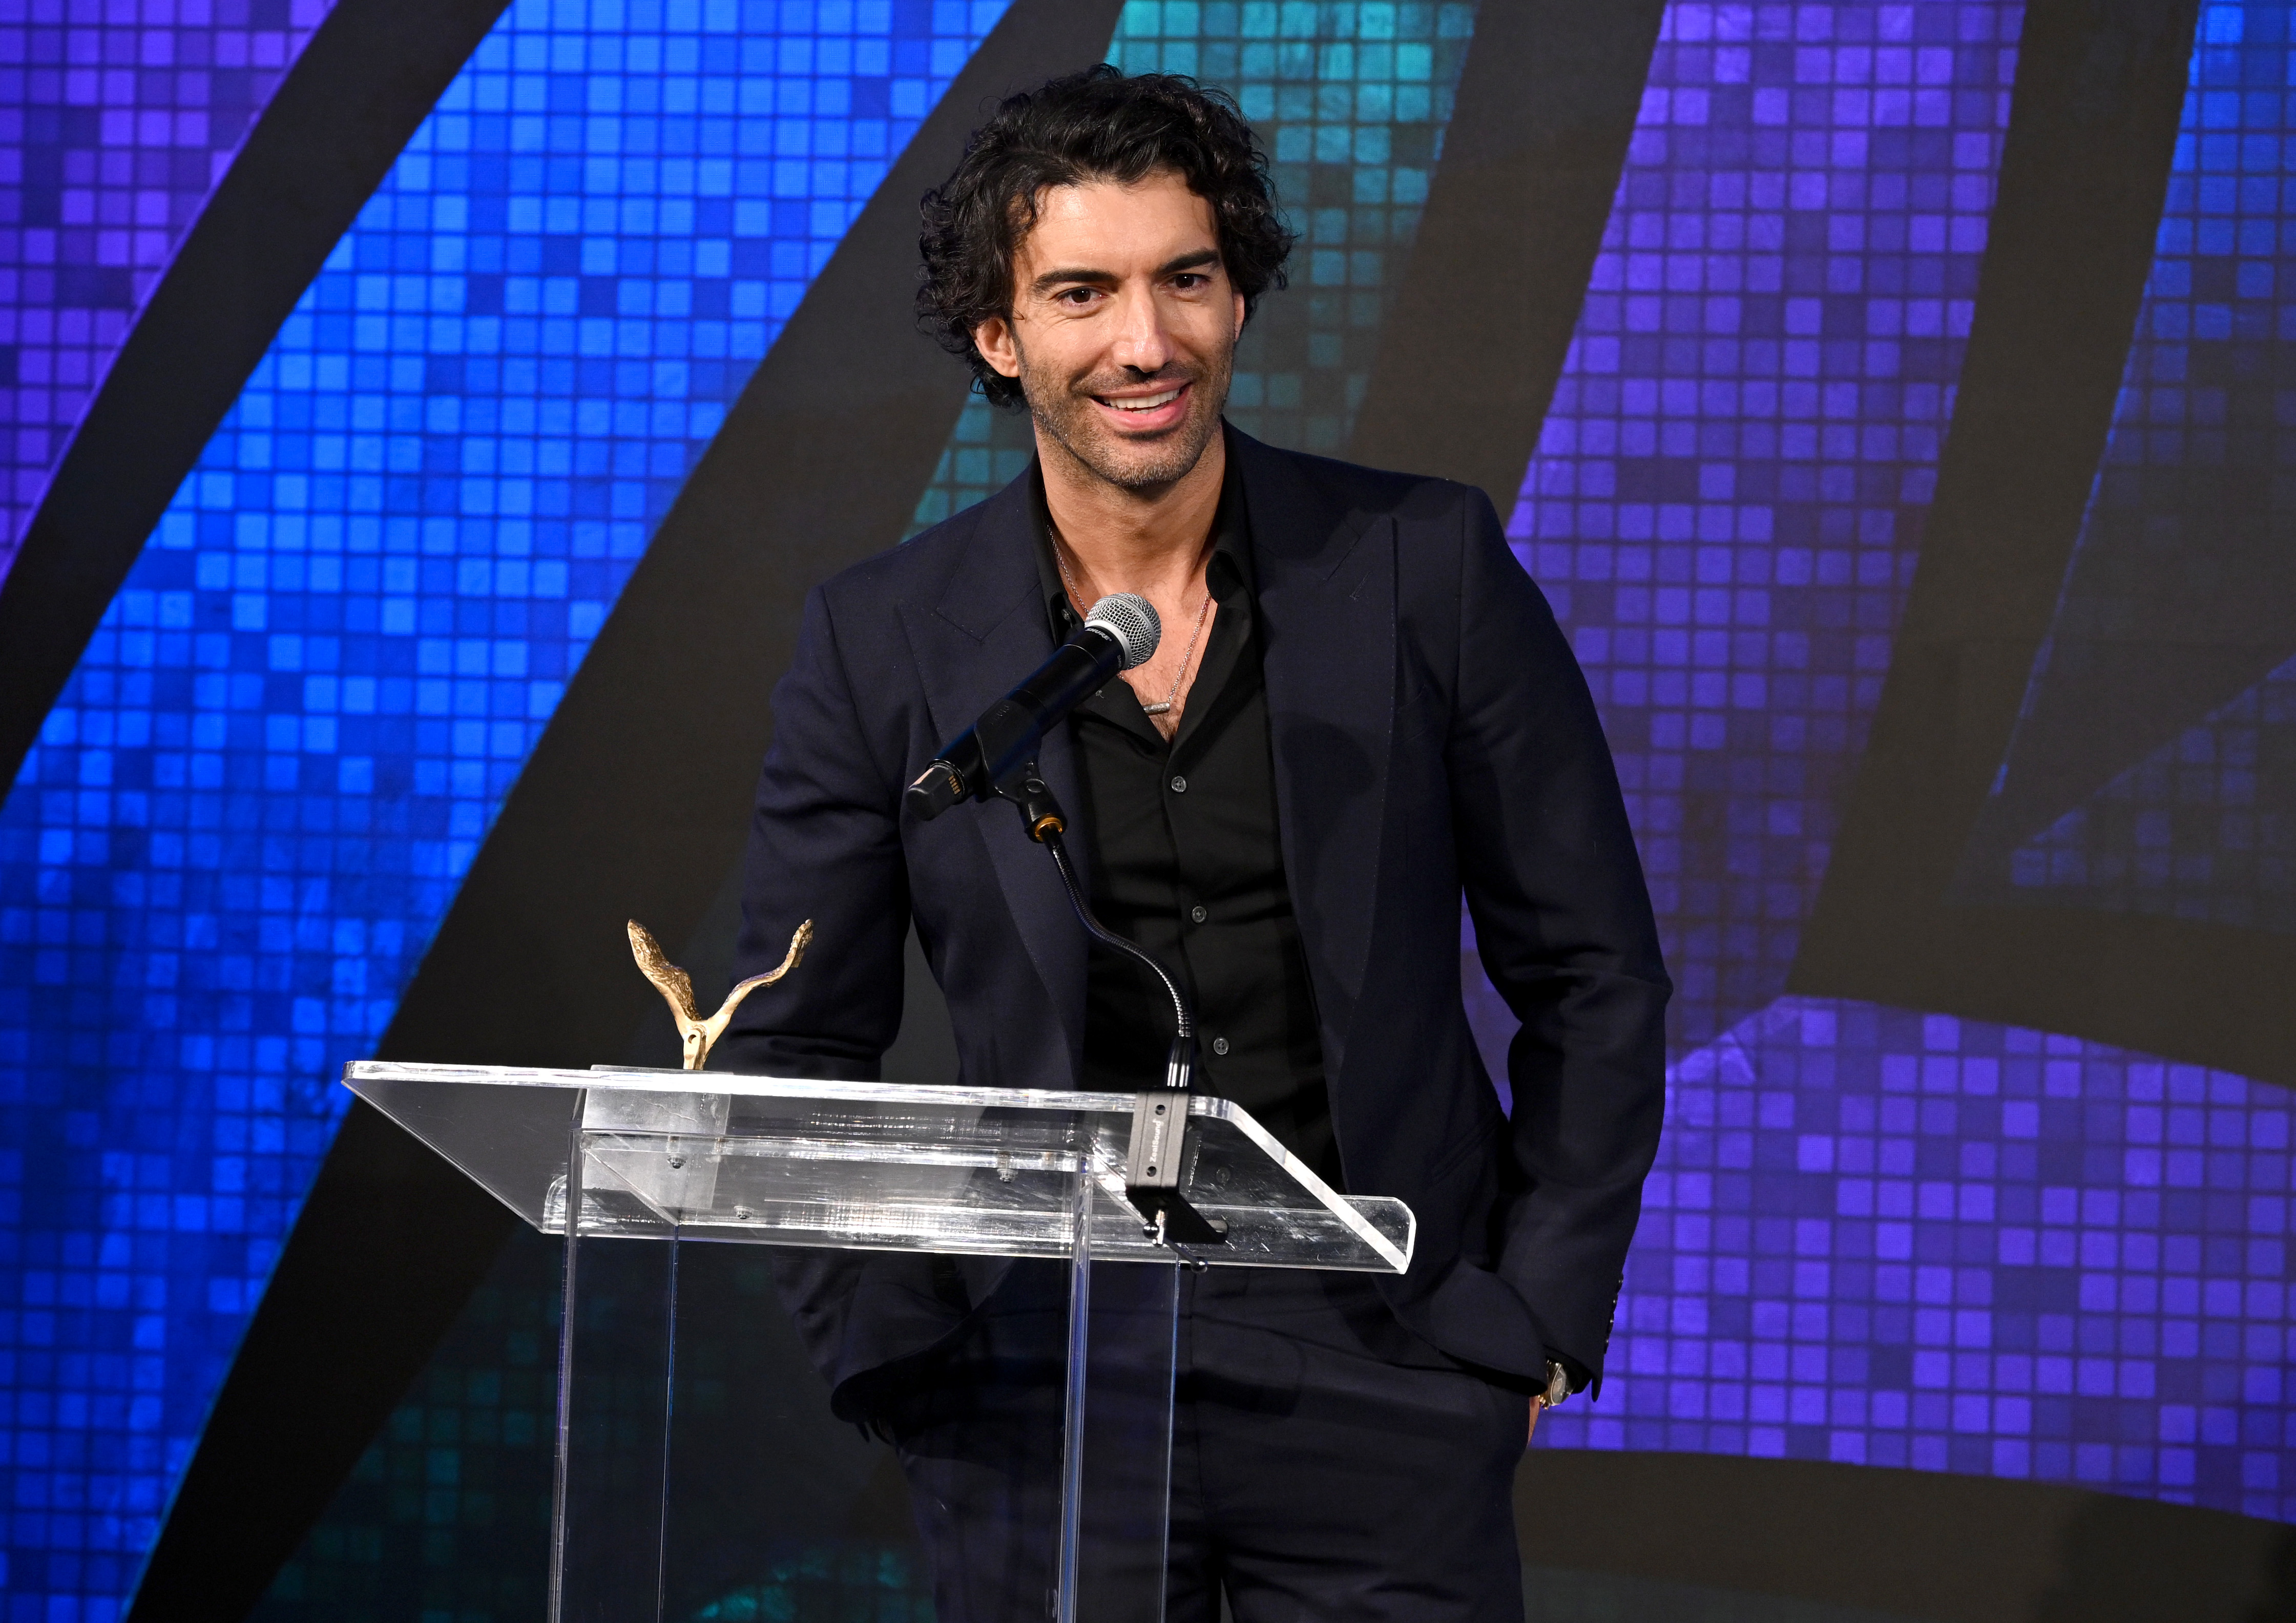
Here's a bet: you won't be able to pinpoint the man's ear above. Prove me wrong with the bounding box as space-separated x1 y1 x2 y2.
973 314 1022 380
1232 289 1246 340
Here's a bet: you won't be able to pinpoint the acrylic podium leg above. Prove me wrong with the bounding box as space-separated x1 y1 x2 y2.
549 1109 680 1623
1055 1163 1091 1620
1056 1162 1181 1623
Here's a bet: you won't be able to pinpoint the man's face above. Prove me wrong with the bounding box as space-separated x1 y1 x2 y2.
972 171 1246 494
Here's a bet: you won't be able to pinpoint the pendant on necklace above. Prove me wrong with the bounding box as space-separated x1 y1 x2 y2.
1141 701 1172 715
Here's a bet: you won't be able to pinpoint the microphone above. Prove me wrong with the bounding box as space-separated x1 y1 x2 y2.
906 593 1160 820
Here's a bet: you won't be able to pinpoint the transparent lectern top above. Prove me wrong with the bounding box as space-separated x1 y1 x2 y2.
343 1062 1413 1273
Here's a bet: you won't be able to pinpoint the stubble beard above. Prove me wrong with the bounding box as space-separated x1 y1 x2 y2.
1013 339 1234 496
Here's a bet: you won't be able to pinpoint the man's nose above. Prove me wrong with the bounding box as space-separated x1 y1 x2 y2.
1108 284 1175 373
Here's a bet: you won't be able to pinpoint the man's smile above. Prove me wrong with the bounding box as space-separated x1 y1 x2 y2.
1088 380 1192 431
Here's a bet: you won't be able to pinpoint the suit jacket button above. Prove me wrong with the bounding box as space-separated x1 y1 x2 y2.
1170 774 1187 793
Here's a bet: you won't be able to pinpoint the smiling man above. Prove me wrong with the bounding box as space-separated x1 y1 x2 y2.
715 67 1670 1623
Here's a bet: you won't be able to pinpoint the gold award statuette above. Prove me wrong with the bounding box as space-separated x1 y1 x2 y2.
627 918 813 1070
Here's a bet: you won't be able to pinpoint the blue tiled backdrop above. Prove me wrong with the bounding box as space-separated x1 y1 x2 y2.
0 1 1013 1613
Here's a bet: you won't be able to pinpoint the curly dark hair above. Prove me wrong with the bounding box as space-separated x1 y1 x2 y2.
917 65 1294 409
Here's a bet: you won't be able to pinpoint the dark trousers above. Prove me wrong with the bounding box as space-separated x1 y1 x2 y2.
883 1261 1529 1622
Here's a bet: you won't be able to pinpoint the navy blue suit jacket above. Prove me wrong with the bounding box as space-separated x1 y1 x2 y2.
715 427 1669 1417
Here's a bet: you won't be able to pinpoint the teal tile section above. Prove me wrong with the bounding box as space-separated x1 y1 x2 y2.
252 1232 929 1622
907 0 1476 534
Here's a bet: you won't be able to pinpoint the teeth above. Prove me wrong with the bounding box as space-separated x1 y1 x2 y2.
1107 388 1181 411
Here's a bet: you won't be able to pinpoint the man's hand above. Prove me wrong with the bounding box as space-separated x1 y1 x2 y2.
1528 1357 1572 1443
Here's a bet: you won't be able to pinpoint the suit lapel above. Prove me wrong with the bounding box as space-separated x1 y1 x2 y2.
901 474 1088 1070
899 434 1400 1089
1235 431 1395 1091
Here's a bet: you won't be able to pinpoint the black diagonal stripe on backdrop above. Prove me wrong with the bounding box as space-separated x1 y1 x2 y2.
1786 1 2293 1079
0 0 513 792
126 7 1128 1619
1537 1450 2296 1621
1347 0 1668 504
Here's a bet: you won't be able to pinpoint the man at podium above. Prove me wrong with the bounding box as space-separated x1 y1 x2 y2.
715 66 1669 1623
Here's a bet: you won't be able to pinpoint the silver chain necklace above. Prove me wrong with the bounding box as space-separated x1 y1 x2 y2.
1056 543 1213 716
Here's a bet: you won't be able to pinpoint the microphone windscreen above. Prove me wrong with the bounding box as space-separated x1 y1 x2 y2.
1083 592 1160 670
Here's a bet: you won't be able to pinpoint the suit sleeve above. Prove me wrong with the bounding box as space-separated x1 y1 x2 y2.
707 584 925 1411
713 582 909 1080
1444 486 1669 1387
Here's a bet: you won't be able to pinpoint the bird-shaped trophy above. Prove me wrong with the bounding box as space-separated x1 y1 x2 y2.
626 917 812 1070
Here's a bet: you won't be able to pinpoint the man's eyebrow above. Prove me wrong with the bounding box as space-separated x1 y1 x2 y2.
1028 265 1115 294
1027 248 1223 296
1156 248 1222 276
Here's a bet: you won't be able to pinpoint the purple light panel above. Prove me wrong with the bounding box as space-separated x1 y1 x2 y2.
0 0 337 588
1504 0 2020 1048
1539 996 2296 1520
1508 0 2296 1524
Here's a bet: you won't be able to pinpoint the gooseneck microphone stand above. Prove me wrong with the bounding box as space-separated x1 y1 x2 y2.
992 761 1224 1247
897 589 1216 1244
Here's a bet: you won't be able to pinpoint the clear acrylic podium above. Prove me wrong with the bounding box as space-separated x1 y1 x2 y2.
343 1061 1415 1623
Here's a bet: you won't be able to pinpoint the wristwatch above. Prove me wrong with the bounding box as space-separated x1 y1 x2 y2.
1539 1359 1571 1408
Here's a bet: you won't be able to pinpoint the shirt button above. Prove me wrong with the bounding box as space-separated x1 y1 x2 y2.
1170 774 1187 793
1190 905 1207 924
1211 1037 1230 1056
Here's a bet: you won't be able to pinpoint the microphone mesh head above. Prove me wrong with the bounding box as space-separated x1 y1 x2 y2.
1083 592 1160 670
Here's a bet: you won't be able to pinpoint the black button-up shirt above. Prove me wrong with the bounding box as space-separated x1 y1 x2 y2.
1031 459 1341 1187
